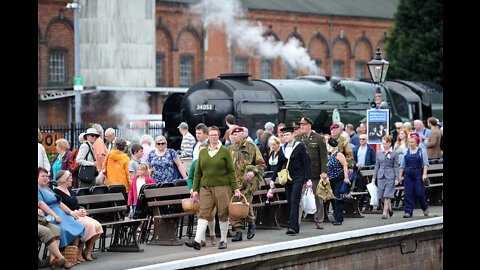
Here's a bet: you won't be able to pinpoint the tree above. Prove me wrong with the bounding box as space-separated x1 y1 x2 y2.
386 0 443 86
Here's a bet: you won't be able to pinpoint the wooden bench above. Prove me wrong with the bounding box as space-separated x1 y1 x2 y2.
345 162 443 216
144 186 194 246
251 178 288 229
77 193 147 252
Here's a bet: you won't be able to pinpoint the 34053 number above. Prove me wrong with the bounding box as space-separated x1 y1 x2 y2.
196 104 215 110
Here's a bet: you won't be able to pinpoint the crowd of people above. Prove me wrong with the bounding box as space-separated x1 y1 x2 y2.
38 115 442 261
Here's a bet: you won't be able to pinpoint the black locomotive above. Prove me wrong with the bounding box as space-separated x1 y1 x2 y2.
163 73 442 149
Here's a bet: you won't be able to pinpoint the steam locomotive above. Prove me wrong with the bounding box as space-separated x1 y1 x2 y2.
163 73 442 148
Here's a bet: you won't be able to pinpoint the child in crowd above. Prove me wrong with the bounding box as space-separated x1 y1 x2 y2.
128 163 156 216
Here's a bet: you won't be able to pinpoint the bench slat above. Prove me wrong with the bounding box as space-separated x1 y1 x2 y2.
86 206 127 215
147 199 184 207
144 186 189 198
101 218 148 227
77 193 125 204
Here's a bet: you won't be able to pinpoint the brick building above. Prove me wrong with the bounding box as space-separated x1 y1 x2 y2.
38 0 397 125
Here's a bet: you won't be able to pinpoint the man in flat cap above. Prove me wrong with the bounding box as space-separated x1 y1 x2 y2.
297 117 328 229
229 126 266 241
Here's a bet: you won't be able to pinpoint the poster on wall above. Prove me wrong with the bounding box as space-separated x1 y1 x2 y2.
367 109 389 144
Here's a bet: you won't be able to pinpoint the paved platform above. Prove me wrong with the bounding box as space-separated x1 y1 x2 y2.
66 206 443 270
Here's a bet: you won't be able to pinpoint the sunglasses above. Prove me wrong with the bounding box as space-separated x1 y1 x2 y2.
359 138 367 140
156 142 166 145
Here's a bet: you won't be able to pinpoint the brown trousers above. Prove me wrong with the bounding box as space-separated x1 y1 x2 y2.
198 185 232 222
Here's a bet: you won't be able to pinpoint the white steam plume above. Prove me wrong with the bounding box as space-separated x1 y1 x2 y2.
192 0 319 74
111 91 151 143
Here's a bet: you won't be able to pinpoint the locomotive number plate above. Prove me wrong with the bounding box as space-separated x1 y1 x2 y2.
196 104 215 111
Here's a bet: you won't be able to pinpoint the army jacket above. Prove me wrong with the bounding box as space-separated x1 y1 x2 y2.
335 136 355 169
297 132 328 179
230 140 266 193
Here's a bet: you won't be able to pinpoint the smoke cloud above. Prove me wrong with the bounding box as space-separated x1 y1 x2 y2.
111 91 151 143
192 0 319 74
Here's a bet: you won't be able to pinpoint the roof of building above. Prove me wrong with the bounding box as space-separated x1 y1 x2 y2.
159 0 398 19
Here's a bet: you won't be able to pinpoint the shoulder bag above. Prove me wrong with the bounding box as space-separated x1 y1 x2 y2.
78 143 98 183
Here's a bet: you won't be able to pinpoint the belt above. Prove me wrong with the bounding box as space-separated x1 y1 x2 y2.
407 166 419 170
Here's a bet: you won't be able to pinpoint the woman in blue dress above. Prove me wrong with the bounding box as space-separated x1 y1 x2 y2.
147 135 187 184
38 167 84 249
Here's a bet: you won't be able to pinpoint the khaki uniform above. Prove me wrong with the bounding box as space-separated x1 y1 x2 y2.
230 140 266 229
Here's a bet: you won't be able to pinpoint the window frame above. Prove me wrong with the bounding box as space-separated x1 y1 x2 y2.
179 54 194 86
48 47 68 86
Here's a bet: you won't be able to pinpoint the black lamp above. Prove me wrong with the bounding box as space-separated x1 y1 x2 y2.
367 47 389 108
367 47 389 84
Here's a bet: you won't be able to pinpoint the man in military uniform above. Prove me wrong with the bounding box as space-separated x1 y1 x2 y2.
229 126 266 241
297 117 328 229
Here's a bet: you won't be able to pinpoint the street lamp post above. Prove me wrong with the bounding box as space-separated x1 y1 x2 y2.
367 46 389 109
67 0 82 124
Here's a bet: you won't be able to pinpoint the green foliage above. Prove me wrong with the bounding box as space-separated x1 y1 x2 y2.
386 0 443 86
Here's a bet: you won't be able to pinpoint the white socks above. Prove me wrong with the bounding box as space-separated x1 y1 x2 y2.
194 219 208 244
201 220 217 242
219 221 229 243
208 220 216 236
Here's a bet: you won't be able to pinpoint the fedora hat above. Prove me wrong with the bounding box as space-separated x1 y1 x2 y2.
84 128 100 139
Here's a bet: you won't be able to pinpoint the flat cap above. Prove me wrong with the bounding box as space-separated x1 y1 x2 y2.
177 122 189 129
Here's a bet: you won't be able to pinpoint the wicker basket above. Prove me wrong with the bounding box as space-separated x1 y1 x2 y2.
62 245 78 266
228 193 250 219
182 197 200 213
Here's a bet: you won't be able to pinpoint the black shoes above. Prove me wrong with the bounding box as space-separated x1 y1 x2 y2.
388 209 394 217
231 231 243 242
286 228 298 235
247 224 256 240
218 241 227 249
185 239 201 250
403 213 412 218
333 221 342 226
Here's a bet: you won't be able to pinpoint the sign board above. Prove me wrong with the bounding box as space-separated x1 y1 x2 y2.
41 132 63 154
73 76 84 91
367 109 389 144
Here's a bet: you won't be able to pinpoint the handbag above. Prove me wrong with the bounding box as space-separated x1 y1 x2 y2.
316 177 335 201
78 165 97 183
78 143 98 183
278 158 291 185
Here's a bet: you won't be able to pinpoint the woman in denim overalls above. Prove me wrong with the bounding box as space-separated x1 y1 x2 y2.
399 134 429 218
